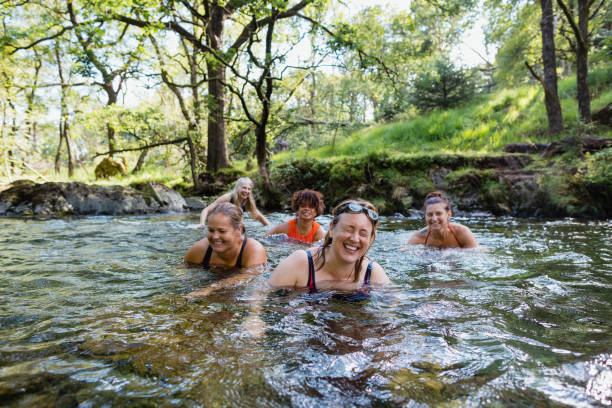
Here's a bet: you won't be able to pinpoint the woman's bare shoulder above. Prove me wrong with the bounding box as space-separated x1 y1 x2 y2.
184 238 209 264
268 249 310 288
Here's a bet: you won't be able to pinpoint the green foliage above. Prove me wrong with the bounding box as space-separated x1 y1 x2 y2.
280 67 611 159
410 58 476 111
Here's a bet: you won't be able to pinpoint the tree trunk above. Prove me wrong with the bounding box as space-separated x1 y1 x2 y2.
55 123 64 174
105 88 119 156
206 4 230 171
132 148 149 174
186 125 200 188
576 0 591 124
540 0 564 136
64 121 75 177
255 125 270 186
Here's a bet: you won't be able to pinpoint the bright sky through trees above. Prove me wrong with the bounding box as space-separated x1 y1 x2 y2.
346 0 494 67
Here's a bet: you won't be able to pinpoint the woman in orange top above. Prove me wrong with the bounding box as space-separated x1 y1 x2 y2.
265 189 326 243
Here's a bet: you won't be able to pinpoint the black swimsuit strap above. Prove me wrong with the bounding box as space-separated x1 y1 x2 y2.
363 261 373 287
235 236 247 268
203 236 247 268
306 250 316 293
229 196 247 211
202 245 213 269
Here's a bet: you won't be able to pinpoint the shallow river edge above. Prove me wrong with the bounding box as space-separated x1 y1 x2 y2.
1 150 611 218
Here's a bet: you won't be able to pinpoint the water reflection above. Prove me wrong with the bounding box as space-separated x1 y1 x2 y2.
0 214 610 406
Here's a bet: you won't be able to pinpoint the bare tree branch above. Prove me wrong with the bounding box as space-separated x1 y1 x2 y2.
93 137 188 158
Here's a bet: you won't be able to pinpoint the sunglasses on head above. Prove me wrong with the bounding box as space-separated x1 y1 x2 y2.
336 202 379 224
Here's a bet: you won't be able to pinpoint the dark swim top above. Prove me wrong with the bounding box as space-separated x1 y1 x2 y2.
229 196 247 212
424 225 461 247
203 236 248 268
305 250 372 293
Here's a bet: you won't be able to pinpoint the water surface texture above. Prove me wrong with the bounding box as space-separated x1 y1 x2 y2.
0 213 610 407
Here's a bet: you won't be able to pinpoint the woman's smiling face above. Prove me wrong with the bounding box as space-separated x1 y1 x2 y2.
296 205 316 221
329 212 373 264
207 213 242 254
238 184 252 200
425 202 451 231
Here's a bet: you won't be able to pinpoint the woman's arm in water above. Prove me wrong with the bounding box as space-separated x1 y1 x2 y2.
406 228 427 245
184 238 208 264
263 221 290 237
185 239 267 297
369 261 391 284
313 224 327 241
250 207 270 226
454 224 478 248
199 193 232 226
267 250 308 288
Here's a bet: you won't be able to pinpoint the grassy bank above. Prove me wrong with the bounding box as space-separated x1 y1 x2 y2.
274 67 612 160
262 68 612 217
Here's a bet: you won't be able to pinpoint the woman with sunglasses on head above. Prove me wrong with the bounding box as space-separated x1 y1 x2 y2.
406 191 478 249
199 177 269 228
264 189 327 243
268 199 390 292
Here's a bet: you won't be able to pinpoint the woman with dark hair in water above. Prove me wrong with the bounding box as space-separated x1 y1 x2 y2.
264 189 326 243
268 199 390 291
406 191 478 249
186 203 266 296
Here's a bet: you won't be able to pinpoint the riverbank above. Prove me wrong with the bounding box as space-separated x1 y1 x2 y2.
261 146 612 218
0 180 204 216
2 145 610 219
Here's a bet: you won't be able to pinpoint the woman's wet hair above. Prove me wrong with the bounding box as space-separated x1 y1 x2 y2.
231 177 256 212
424 191 451 212
291 189 325 216
208 202 245 234
315 199 379 282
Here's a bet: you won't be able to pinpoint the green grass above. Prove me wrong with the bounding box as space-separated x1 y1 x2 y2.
274 67 612 161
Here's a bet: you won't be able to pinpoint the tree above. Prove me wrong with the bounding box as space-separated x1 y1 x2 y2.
112 0 319 172
525 0 564 136
409 58 475 111
555 0 607 125
148 33 206 188
67 0 144 156
54 39 76 176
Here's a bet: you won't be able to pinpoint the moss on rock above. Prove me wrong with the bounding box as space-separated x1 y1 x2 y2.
266 149 611 218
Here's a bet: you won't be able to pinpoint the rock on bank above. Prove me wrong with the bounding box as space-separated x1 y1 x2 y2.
0 181 191 216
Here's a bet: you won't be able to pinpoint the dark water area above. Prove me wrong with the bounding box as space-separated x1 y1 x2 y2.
0 212 611 407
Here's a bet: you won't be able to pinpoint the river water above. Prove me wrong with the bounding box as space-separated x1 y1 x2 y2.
0 212 610 407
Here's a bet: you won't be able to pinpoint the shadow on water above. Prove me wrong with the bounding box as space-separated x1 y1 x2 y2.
0 214 610 407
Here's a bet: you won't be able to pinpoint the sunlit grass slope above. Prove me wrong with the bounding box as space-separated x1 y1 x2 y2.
275 67 611 160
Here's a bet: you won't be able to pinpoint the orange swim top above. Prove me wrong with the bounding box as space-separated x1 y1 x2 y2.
287 218 320 243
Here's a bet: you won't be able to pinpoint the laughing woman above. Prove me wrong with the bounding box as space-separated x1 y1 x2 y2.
199 177 269 227
185 203 266 297
264 189 327 243
268 199 390 292
406 191 478 249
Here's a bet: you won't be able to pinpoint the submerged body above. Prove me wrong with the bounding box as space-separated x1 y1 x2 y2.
265 189 326 243
269 200 390 291
199 177 269 227
186 203 266 296
407 191 478 249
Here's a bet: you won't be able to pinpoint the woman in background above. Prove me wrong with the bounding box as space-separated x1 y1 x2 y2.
199 177 269 227
265 189 326 243
406 191 478 249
